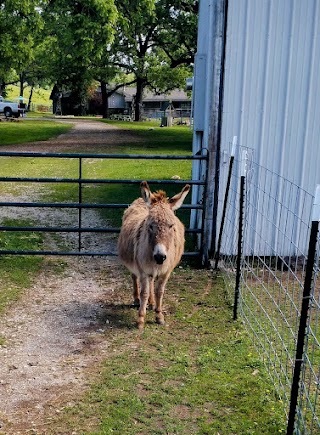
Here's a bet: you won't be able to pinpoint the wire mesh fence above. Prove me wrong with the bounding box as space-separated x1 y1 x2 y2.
215 144 320 434
295 222 320 433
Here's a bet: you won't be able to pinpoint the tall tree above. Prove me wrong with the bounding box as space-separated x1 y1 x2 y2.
42 0 117 113
0 0 44 95
111 0 198 120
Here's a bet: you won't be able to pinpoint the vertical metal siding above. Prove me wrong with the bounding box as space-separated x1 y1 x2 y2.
221 0 320 191
215 0 320 255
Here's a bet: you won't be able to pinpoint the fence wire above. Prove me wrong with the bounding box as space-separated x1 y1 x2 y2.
296 230 320 434
216 149 320 434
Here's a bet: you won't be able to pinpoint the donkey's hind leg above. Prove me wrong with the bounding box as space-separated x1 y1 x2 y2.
154 274 169 325
148 278 155 310
132 273 140 307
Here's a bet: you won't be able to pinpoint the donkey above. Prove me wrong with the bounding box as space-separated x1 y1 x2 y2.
118 181 190 329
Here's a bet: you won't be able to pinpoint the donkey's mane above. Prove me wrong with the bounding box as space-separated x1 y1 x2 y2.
151 190 168 204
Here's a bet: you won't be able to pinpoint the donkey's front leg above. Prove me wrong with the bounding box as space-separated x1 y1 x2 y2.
138 275 152 330
154 274 169 325
131 273 140 307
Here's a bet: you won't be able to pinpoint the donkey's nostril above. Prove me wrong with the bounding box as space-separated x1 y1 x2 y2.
154 253 166 264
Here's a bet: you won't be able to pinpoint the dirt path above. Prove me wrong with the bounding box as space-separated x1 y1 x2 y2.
0 120 135 433
0 118 143 153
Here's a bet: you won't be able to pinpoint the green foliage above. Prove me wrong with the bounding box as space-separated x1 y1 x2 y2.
0 1 198 117
42 0 118 107
0 0 44 88
155 0 198 66
109 0 198 119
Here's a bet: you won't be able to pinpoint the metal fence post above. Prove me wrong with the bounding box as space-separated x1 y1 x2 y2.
286 184 320 434
234 149 247 321
78 157 83 252
215 136 238 269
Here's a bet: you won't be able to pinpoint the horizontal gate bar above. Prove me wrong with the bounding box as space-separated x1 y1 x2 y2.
0 250 200 257
0 152 205 259
0 202 203 210
0 177 206 185
0 226 120 233
0 152 207 160
0 226 202 234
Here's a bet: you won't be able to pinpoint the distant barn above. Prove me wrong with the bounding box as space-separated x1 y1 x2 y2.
50 86 191 119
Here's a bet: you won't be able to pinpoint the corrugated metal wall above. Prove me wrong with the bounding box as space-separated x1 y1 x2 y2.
221 0 320 191
215 0 320 255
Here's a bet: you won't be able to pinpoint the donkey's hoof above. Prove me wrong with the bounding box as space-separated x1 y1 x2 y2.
137 317 145 330
156 316 165 326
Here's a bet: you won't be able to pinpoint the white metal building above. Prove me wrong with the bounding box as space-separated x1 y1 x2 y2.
192 0 320 259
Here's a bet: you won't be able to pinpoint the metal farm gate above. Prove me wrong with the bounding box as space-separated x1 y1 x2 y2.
0 151 208 258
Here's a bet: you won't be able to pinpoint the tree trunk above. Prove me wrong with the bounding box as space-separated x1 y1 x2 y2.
19 73 24 97
0 80 5 96
134 78 144 121
101 80 109 118
28 85 34 111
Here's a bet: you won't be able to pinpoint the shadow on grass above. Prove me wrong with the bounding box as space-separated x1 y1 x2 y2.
97 302 140 330
98 302 164 331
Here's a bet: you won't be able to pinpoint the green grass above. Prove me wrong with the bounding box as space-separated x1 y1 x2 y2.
77 122 193 229
101 120 193 154
0 218 44 313
47 270 287 434
26 111 55 118
0 120 195 309
0 120 193 227
6 85 52 105
0 121 73 146
0 121 289 433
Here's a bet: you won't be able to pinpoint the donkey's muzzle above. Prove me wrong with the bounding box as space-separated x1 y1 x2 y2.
154 253 166 264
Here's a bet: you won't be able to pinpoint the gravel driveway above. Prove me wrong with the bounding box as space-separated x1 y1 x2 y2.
0 120 137 433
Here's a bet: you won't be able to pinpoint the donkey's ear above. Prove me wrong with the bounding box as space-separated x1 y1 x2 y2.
140 181 153 206
169 184 190 211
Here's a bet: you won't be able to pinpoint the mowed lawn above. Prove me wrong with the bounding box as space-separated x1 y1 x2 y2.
0 120 287 434
0 120 72 145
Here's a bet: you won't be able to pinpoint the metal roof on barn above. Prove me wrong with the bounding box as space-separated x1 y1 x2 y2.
121 88 190 103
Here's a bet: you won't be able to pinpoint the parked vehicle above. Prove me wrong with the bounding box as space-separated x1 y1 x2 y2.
0 96 26 118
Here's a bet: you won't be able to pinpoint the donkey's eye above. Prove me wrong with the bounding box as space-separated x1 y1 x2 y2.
168 223 174 229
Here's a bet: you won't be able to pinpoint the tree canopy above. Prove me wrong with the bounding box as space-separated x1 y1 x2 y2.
0 0 44 94
0 0 198 118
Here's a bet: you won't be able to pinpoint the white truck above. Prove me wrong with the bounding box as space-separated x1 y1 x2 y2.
0 96 26 118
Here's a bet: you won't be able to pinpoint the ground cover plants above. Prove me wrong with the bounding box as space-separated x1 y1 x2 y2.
0 218 44 314
0 119 288 433
0 121 72 146
43 269 287 434
0 120 194 315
